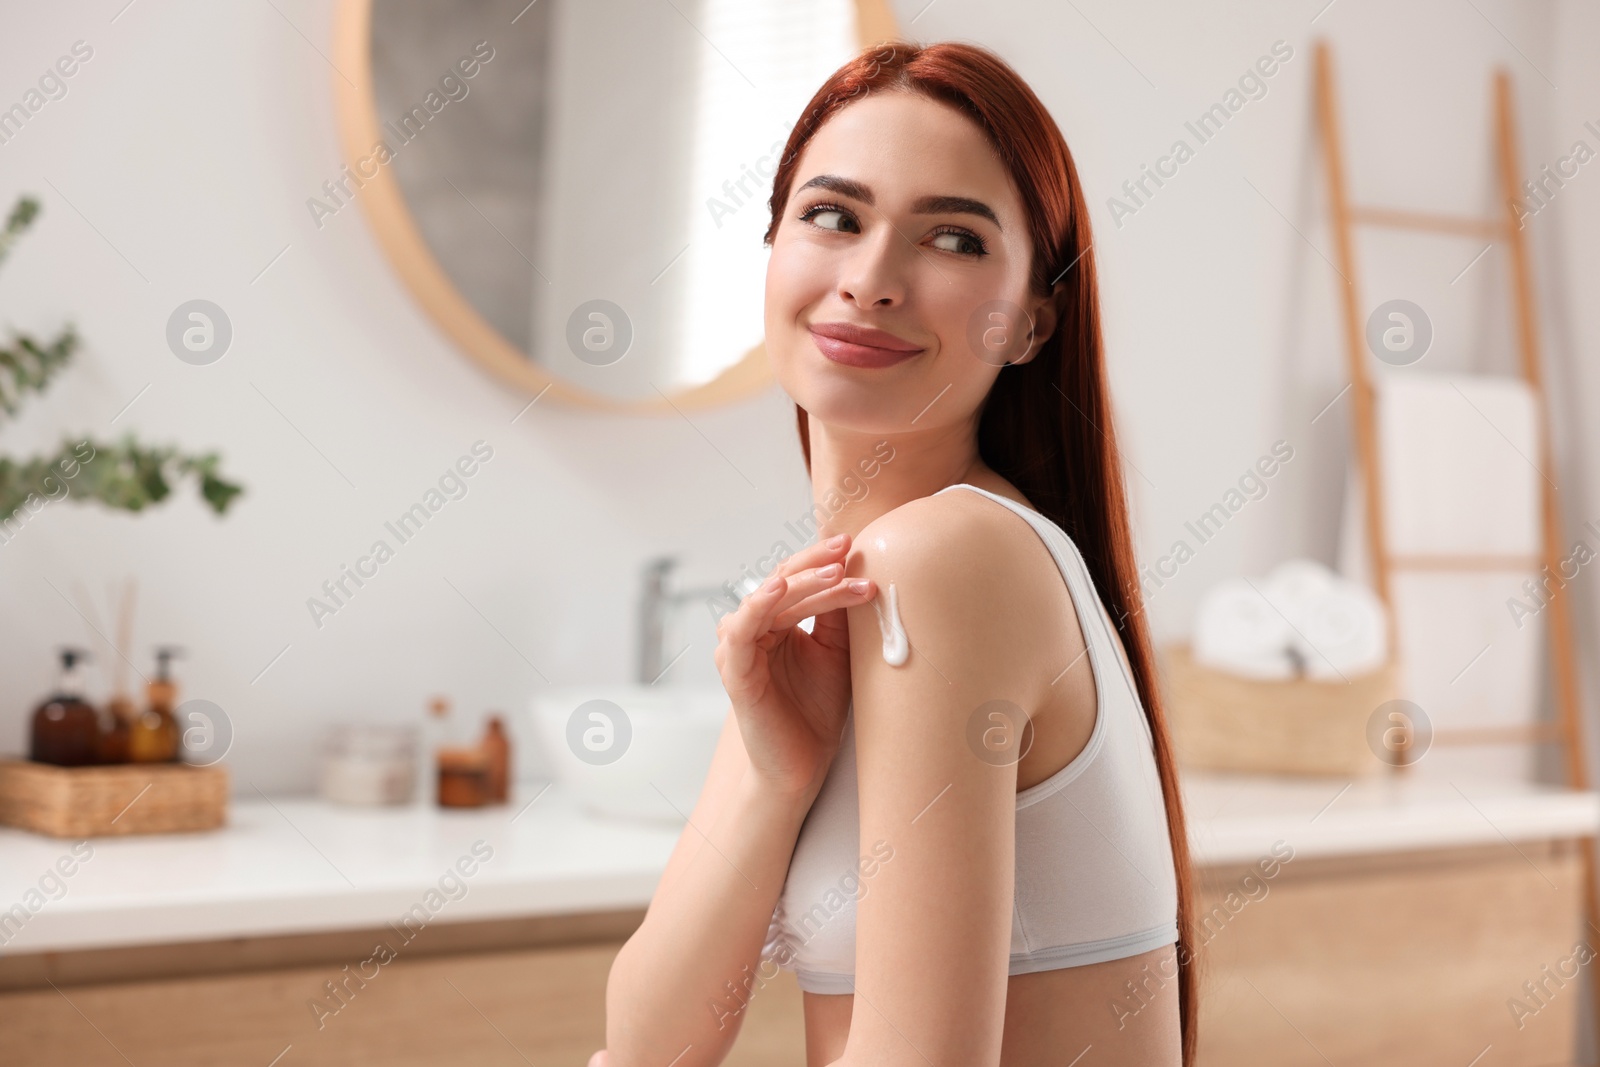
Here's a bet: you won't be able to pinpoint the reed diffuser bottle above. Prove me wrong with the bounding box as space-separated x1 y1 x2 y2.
95 578 139 764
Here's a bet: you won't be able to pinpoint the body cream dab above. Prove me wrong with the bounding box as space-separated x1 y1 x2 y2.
877 581 908 666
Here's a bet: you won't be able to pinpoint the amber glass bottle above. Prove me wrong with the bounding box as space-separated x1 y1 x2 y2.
129 646 182 763
482 715 510 803
30 648 101 766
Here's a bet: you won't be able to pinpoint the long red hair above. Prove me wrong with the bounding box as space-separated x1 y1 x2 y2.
764 40 1199 1063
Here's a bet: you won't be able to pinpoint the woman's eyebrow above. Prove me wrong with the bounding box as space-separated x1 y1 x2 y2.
912 194 1001 230
794 174 1002 230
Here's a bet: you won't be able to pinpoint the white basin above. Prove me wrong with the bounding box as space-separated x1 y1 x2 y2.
528 684 728 824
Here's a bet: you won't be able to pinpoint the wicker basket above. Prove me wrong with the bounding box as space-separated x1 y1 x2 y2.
1160 643 1400 777
0 758 229 838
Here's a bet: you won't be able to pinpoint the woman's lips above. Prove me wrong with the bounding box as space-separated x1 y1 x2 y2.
808 323 924 369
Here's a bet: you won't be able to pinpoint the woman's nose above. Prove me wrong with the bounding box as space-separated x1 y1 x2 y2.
836 228 909 309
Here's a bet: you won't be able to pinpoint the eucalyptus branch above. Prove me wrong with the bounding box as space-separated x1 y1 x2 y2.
0 325 78 422
0 435 244 529
0 193 247 531
0 196 39 268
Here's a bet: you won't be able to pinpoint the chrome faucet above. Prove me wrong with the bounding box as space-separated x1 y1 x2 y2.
638 555 743 684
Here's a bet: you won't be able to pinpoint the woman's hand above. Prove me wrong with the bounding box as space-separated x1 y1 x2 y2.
587 1051 609 1067
715 532 877 800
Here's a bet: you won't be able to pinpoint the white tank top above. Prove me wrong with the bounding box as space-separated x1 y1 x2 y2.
764 483 1179 994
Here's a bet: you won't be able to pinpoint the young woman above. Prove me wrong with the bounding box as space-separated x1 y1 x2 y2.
596 41 1196 1067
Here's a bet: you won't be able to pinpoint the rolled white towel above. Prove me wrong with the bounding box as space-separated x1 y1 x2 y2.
1193 579 1297 679
1262 559 1338 619
1259 559 1387 679
1193 560 1389 681
1288 582 1388 680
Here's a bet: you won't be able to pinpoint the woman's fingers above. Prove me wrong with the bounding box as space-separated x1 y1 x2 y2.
754 563 860 634
772 578 876 630
761 532 852 587
717 561 860 688
717 574 786 691
717 535 862 691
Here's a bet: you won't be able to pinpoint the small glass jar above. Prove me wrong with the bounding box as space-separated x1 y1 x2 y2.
436 747 491 808
319 725 418 806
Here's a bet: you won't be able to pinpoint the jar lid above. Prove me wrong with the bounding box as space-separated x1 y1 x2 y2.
437 745 489 771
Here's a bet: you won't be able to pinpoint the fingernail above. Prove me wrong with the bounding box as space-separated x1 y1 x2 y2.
848 579 871 594
826 533 846 548
763 575 783 593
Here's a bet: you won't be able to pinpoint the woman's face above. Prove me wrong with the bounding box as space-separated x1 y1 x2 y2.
764 90 1057 437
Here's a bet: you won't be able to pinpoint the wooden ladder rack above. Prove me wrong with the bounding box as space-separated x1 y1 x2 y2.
1314 36 1599 1044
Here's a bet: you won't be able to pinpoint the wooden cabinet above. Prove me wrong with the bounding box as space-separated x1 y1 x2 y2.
1 838 1589 1065
0 911 806 1067
1192 838 1589 1066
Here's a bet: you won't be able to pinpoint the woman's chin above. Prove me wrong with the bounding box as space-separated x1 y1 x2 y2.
775 347 961 435
797 390 915 437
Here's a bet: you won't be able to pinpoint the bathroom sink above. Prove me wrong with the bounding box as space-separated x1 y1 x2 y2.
528 684 728 824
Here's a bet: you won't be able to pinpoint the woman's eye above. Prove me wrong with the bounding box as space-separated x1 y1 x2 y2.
930 230 987 256
800 206 859 233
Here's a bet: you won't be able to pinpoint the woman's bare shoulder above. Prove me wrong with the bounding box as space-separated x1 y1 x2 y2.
842 486 1062 679
847 483 1050 590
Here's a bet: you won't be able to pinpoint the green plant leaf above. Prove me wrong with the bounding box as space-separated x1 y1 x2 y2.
0 196 39 269
0 326 78 422
0 194 247 530
0 437 245 528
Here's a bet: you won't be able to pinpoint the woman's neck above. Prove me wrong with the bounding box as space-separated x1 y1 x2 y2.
806 416 992 541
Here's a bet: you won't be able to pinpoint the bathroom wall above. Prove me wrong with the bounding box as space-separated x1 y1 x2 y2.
0 0 1593 794
1547 2 1600 797
898 0 1600 780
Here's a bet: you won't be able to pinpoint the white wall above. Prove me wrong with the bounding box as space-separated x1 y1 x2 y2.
0 0 810 792
1548 1 1600 794
0 0 1593 803
898 0 1597 765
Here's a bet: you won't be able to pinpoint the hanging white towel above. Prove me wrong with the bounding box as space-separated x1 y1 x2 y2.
1371 373 1541 557
1336 370 1545 782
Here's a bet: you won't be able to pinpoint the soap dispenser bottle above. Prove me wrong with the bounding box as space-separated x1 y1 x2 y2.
129 645 182 763
30 647 101 766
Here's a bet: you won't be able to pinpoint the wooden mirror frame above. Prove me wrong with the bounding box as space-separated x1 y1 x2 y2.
330 0 899 415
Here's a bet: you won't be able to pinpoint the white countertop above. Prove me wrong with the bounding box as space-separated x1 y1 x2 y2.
1181 771 1600 864
1 772 1595 956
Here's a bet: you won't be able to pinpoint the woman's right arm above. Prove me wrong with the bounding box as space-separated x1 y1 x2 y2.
602 707 816 1067
602 533 876 1066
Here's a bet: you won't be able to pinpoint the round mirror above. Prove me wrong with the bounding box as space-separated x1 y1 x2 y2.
332 0 896 412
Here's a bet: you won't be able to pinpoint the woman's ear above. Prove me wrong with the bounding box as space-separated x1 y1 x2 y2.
1008 285 1062 366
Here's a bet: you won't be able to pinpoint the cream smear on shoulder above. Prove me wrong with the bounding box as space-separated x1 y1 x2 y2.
876 581 908 666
